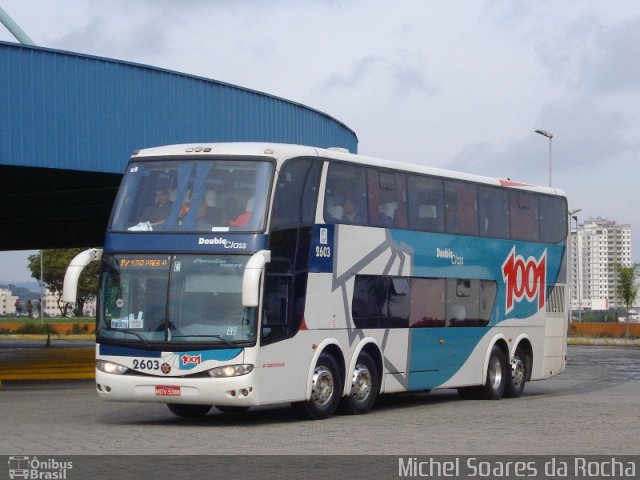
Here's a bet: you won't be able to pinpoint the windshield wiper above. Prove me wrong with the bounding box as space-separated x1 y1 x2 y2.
107 329 151 346
171 334 235 347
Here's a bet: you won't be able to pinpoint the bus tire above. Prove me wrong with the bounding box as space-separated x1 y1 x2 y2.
341 351 379 415
481 345 507 400
166 403 212 418
295 352 343 420
504 346 527 398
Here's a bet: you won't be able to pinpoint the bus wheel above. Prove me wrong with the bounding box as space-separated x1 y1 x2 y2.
341 352 379 415
167 403 212 418
296 352 343 420
504 346 527 398
481 346 507 400
214 406 250 415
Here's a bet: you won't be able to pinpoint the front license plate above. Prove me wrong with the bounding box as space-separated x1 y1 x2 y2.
155 385 181 396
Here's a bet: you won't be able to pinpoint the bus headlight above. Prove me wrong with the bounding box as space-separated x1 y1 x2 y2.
96 359 129 375
208 364 254 378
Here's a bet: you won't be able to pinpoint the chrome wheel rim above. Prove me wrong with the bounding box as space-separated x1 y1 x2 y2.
511 356 525 390
488 356 503 390
310 366 334 407
351 363 372 402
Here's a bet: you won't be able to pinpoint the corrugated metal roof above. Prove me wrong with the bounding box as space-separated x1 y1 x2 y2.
0 41 358 174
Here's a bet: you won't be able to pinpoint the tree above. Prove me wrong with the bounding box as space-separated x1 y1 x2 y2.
28 249 100 317
616 263 639 338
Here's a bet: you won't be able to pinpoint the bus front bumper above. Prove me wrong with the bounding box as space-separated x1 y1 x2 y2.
95 369 260 406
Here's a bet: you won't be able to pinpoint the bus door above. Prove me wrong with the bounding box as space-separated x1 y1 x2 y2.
257 261 308 403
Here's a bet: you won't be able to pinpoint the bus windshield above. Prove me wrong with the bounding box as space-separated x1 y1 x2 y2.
98 254 257 346
110 159 273 233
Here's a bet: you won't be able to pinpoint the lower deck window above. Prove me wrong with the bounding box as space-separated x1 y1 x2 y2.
352 275 496 329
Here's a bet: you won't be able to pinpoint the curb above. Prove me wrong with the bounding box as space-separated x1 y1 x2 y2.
0 346 95 384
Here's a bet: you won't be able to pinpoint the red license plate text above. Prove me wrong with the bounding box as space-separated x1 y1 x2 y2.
155 385 181 396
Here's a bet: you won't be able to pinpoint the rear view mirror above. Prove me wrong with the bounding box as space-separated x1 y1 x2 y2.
242 250 271 307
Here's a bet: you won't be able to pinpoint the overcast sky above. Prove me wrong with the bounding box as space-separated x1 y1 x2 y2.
2 0 640 283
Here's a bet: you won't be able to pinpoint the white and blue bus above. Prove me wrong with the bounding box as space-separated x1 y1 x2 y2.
64 143 568 419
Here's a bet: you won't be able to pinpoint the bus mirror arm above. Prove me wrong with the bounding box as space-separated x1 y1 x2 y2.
62 248 103 303
242 250 271 308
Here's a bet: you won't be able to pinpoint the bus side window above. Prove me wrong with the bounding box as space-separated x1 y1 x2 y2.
445 180 478 236
478 186 510 238
367 170 407 228
407 175 444 232
352 275 409 328
409 278 445 327
445 279 495 327
261 276 292 342
271 158 321 229
510 191 539 241
539 195 567 243
324 163 367 225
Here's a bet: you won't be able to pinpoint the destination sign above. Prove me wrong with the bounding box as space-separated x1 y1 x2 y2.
119 258 169 269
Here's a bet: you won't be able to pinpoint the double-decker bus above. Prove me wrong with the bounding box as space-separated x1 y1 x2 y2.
64 142 568 419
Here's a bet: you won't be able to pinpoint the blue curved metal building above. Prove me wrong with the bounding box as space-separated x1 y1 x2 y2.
0 41 357 250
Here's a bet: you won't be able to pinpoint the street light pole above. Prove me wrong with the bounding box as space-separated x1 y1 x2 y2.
535 129 553 187
569 209 582 322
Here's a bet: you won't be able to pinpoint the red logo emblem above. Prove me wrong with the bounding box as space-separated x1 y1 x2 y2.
181 354 201 366
502 247 546 314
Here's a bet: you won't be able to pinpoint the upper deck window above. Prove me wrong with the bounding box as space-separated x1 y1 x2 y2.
318 159 567 244
510 191 539 241
444 180 478 236
324 163 368 225
110 159 273 233
271 158 322 229
478 186 510 238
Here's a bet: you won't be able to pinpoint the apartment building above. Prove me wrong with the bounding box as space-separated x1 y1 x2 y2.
40 288 96 317
570 217 632 311
0 287 18 315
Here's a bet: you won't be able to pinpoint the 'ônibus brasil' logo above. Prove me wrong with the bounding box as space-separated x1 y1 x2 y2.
501 247 547 314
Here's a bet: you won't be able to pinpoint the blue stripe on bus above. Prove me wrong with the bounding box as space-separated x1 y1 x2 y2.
388 230 566 389
99 344 243 362
104 232 268 253
177 349 243 369
389 230 566 322
407 328 486 390
99 344 162 357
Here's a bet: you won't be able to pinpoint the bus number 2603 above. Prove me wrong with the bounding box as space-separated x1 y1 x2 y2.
133 359 160 370
315 246 331 258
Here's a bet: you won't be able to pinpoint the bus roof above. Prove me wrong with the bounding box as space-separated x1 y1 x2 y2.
131 142 566 198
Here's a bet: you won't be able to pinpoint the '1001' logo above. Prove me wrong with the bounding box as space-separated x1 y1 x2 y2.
502 247 546 314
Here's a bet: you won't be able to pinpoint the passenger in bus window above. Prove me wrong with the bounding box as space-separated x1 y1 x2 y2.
142 187 173 226
229 197 254 227
343 196 362 223
324 196 343 222
197 189 226 228
379 202 396 227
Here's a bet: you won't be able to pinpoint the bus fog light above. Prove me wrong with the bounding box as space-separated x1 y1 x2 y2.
97 359 129 375
208 364 254 378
